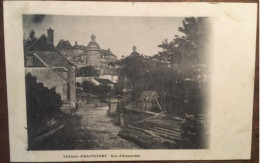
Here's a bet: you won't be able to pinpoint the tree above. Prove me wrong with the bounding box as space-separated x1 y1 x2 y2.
114 82 123 96
29 30 36 41
118 17 209 116
25 73 62 131
158 17 209 65
165 17 209 115
120 54 149 102
155 17 209 115
178 17 209 64
24 30 38 50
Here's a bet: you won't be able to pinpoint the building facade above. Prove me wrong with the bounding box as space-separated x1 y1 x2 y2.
84 35 102 66
24 29 76 102
57 35 118 67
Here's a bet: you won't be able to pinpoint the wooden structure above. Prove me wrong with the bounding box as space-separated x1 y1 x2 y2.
136 91 161 112
28 121 65 149
118 113 183 149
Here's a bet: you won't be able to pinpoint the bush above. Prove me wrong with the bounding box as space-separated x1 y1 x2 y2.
25 73 62 131
82 81 112 99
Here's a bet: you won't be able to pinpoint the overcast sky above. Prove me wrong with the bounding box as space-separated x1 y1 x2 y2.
23 15 184 58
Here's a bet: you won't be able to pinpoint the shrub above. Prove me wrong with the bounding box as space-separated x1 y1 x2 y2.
25 73 62 131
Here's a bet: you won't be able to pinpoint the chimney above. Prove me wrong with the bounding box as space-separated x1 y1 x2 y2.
47 28 54 44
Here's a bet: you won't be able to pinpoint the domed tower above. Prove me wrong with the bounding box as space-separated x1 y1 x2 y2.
85 35 102 66
130 45 140 57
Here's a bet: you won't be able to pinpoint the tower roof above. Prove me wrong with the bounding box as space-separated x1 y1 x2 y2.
72 41 81 49
85 34 100 51
101 48 115 56
130 45 140 56
56 39 72 49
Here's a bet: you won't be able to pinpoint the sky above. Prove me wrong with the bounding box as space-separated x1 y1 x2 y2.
23 15 184 58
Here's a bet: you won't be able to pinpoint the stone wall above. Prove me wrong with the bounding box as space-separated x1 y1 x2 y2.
86 51 101 66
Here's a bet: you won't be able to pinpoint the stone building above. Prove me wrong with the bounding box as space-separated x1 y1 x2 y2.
101 48 117 63
76 65 118 85
84 35 102 66
130 45 140 57
99 65 118 83
56 39 72 50
24 28 76 102
57 35 118 68
57 40 85 65
71 41 85 55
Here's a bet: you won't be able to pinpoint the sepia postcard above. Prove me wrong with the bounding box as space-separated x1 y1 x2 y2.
3 1 257 162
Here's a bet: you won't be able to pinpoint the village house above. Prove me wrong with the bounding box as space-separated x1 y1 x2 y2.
71 41 85 54
24 28 76 102
93 78 114 88
76 65 118 87
75 66 101 85
99 65 118 83
57 40 85 65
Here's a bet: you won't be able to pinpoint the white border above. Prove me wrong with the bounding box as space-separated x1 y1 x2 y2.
4 1 257 162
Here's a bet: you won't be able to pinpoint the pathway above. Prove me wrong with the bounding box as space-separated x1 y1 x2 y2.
74 105 140 149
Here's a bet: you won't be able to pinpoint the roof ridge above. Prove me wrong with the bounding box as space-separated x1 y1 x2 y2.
26 34 76 67
30 53 67 83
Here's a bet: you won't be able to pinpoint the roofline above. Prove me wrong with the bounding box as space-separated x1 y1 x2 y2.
56 49 77 67
32 53 69 82
25 34 46 52
93 77 114 85
85 49 101 52
25 66 68 84
25 34 77 68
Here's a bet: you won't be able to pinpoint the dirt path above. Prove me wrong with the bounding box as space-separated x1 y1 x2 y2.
74 105 140 149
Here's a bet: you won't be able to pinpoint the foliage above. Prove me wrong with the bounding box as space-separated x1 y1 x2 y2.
158 17 209 70
25 73 62 131
120 54 148 101
119 17 209 116
25 35 56 51
114 82 124 96
23 30 37 50
76 82 81 87
82 81 112 99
